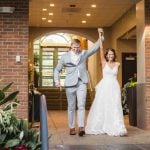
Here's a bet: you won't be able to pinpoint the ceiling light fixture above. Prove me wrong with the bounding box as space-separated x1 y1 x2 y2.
49 12 53 16
91 4 96 8
86 13 91 16
42 17 46 20
50 4 55 7
82 20 86 24
48 20 52 23
42 8 47 11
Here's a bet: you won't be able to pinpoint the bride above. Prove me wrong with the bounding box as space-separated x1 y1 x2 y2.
85 30 127 136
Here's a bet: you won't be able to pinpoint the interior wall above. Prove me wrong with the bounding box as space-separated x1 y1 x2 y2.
111 6 136 85
117 39 136 53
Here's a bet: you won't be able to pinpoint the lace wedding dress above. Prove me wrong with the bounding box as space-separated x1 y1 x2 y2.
85 62 127 136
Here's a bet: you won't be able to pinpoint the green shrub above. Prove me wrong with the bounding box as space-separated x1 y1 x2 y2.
0 81 41 150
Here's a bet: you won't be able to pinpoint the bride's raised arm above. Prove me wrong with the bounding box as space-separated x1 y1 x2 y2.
98 28 105 67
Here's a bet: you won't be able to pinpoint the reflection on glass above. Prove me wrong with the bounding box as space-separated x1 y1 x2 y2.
43 55 53 59
42 68 53 76
34 44 40 49
34 50 40 55
42 60 53 66
43 48 55 51
42 78 53 86
43 51 54 55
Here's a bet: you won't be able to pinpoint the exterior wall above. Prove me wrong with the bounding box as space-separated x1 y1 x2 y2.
0 0 29 118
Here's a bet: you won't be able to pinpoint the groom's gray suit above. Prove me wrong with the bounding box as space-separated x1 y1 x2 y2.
54 39 100 129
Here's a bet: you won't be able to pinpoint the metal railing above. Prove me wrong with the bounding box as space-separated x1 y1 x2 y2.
40 95 49 150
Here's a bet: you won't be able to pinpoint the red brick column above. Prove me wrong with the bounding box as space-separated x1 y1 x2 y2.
0 0 29 118
137 0 150 129
144 0 150 129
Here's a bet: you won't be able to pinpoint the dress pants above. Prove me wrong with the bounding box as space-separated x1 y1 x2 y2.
65 79 87 128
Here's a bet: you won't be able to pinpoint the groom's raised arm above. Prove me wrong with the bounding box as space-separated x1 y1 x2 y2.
85 28 104 57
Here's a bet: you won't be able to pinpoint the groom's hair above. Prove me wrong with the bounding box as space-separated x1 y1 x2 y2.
71 39 81 46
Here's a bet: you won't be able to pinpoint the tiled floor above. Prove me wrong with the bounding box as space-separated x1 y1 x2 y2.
50 144 150 150
46 111 150 150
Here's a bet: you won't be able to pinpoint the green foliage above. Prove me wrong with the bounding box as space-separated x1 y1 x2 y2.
0 82 19 111
0 81 41 149
122 77 137 98
122 77 137 114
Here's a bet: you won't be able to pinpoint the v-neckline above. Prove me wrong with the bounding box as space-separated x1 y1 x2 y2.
106 62 116 70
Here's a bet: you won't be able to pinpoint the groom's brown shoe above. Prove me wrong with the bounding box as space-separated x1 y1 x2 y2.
78 127 85 137
70 128 76 135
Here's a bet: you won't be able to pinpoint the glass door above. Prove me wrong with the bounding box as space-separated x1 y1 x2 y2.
41 48 54 86
39 47 68 87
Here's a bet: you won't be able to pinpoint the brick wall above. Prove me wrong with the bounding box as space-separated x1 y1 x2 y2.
0 0 29 118
145 0 150 129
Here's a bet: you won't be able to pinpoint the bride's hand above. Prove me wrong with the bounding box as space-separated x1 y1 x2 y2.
98 28 104 42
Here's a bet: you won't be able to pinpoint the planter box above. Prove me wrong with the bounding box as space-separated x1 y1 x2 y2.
127 86 137 126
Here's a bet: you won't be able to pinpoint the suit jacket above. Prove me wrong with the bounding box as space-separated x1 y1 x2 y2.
54 39 100 87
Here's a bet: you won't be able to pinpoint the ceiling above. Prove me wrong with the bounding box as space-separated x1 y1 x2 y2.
29 0 138 28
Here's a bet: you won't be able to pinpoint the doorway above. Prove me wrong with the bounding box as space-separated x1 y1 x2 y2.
122 52 137 87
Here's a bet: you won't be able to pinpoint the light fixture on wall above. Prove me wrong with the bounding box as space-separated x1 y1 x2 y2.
0 7 15 13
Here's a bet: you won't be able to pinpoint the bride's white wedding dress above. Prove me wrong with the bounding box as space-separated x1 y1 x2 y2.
85 62 127 136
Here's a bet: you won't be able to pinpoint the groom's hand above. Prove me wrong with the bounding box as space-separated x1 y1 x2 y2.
98 28 103 33
55 80 61 87
98 28 104 42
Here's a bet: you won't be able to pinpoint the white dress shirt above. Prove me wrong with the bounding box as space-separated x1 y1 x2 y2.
70 51 82 65
70 50 82 78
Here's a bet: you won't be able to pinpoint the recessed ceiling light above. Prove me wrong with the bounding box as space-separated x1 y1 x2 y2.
42 17 46 20
86 13 91 16
50 4 55 7
48 20 52 23
82 20 86 24
91 4 96 8
42 8 47 11
49 12 53 16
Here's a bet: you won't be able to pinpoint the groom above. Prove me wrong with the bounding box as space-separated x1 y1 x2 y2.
54 28 104 136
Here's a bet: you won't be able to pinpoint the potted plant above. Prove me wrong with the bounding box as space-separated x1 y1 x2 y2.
122 77 137 126
0 80 41 149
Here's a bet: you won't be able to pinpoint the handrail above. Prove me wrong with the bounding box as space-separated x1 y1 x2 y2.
40 95 49 150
